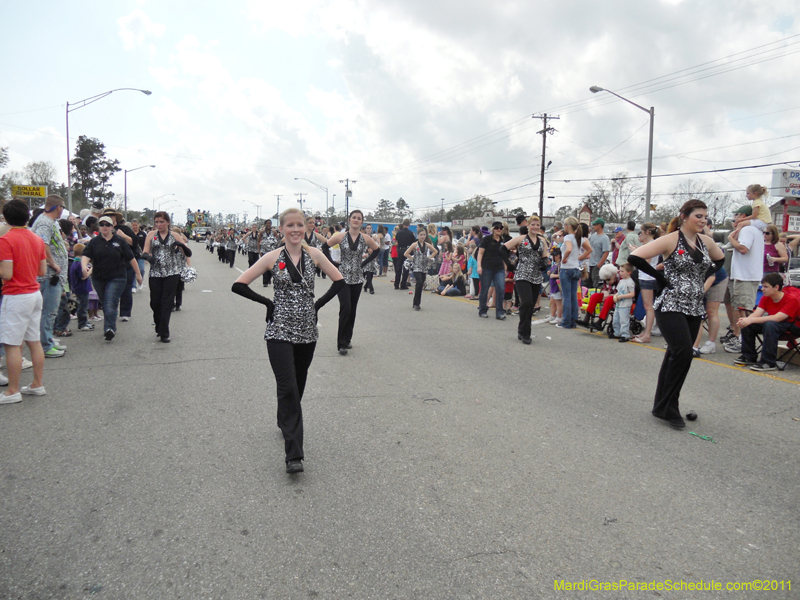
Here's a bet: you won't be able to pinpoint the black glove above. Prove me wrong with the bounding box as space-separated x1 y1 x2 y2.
141 252 155 265
628 255 670 289
704 258 725 282
360 248 381 269
174 241 193 257
314 279 345 314
231 282 275 322
321 243 333 263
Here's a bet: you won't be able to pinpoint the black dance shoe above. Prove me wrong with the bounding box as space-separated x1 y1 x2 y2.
286 459 304 474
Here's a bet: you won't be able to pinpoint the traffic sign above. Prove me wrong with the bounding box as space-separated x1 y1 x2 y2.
11 185 47 198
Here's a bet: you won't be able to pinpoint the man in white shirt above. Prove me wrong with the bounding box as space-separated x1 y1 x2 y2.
724 205 764 353
615 221 638 266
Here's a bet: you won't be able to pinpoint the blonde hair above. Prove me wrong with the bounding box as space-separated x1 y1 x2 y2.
279 207 305 225
747 184 768 199
427 223 437 238
278 207 310 249
564 216 583 245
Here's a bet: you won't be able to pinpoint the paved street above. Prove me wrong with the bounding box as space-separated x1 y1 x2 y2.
1 244 798 599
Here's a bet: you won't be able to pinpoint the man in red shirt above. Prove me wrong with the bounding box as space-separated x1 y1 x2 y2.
734 272 800 372
0 200 48 403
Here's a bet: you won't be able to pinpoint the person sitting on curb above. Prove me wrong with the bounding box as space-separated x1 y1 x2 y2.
734 272 800 372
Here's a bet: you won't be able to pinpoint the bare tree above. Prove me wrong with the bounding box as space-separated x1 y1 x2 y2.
23 161 58 188
584 173 645 222
668 179 738 228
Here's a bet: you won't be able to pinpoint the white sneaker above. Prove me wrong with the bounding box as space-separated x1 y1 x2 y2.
21 358 33 370
0 392 22 404
651 325 662 336
21 385 46 396
131 288 137 294
699 341 716 354
121 316 130 322
0 372 8 386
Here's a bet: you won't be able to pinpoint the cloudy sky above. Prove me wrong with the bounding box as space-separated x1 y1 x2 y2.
1 0 799 223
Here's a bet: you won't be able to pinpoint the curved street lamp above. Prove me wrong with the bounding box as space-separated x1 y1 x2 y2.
589 86 654 224
123 164 155 220
66 88 152 216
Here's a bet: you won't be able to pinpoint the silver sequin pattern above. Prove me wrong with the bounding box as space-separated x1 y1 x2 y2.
150 233 184 278
411 243 429 273
260 232 277 253
265 248 318 344
338 233 367 284
514 235 546 284
654 232 712 316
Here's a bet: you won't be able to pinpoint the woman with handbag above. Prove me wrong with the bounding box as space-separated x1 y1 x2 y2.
141 211 191 343
503 218 550 344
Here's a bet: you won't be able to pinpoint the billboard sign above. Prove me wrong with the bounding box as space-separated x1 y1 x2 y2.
11 185 47 198
771 168 800 198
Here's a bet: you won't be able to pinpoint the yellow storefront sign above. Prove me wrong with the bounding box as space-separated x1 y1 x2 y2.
11 185 47 198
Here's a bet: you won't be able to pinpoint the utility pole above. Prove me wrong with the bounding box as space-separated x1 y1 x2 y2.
295 192 306 212
339 179 356 217
275 194 281 220
533 113 559 220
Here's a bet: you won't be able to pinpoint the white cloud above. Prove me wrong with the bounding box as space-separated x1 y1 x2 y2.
118 9 166 51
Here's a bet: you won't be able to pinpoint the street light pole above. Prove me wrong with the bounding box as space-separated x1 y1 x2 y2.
66 88 152 217
124 165 155 220
294 178 328 217
589 86 654 224
339 179 356 217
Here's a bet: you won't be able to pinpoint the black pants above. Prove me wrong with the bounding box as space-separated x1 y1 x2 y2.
149 274 180 338
218 245 225 261
267 340 316 462
413 272 425 307
653 311 703 421
226 249 236 268
337 283 363 349
175 280 184 309
248 251 260 268
516 281 541 340
364 272 374 292
119 264 135 318
394 250 408 288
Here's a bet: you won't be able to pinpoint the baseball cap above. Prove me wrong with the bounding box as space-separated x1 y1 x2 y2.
98 216 114 226
734 205 753 216
592 218 605 226
91 201 105 211
614 226 623 232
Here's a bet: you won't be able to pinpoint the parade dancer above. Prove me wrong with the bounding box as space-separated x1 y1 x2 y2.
629 200 724 429
323 210 379 355
141 211 192 343
404 227 438 311
231 208 344 473
304 216 328 280
244 224 260 268
503 217 549 344
259 220 278 287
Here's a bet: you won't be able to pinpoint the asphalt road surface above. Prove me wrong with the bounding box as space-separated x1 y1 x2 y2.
1 244 798 599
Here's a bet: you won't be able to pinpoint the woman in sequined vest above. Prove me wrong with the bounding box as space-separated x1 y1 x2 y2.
630 200 724 430
323 210 380 355
404 226 439 311
141 211 192 343
232 208 344 474
503 216 550 345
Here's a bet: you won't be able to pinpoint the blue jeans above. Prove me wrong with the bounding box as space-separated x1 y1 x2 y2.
39 279 62 352
75 293 89 328
612 303 631 338
137 258 146 282
559 268 581 328
479 269 506 317
119 265 135 318
54 292 71 332
741 320 800 366
91 276 127 334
